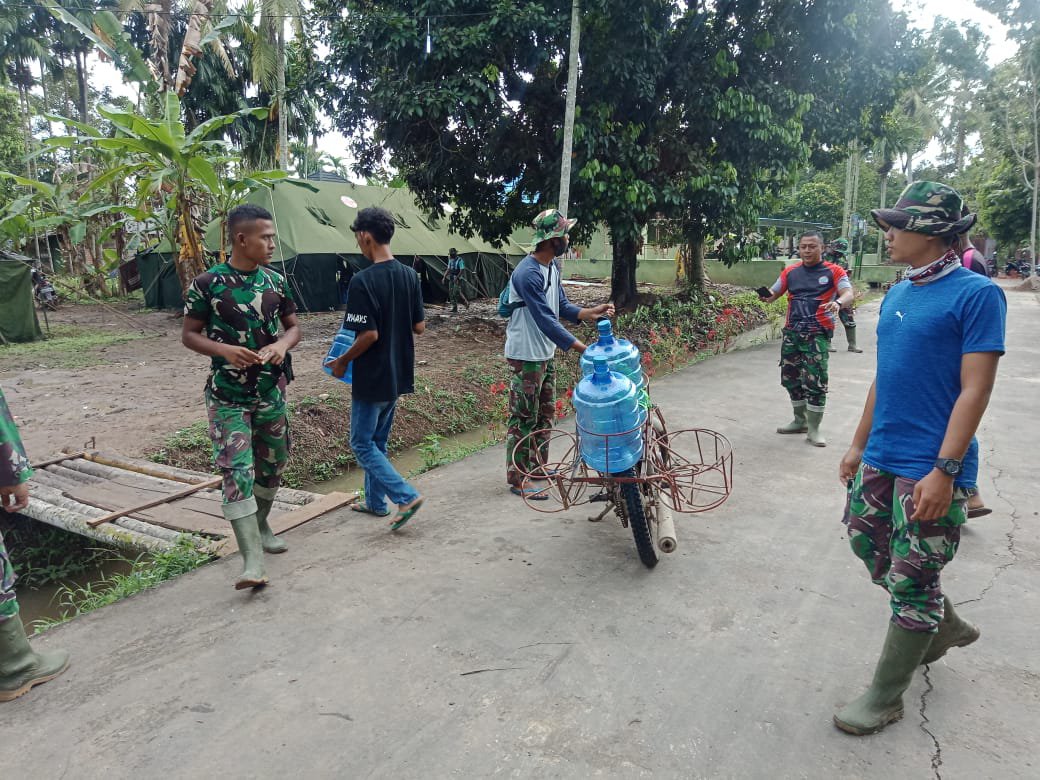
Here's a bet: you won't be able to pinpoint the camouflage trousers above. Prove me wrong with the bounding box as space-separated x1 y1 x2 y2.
0 530 16 623
843 463 970 633
838 307 856 329
779 328 830 407
506 358 556 487
447 274 464 307
205 384 290 509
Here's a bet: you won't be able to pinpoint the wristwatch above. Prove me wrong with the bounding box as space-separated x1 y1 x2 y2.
934 458 963 477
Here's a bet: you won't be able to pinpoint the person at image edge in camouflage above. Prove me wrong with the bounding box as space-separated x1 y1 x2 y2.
832 181 1005 736
759 230 854 447
182 203 301 590
0 387 70 701
825 239 863 353
503 209 614 497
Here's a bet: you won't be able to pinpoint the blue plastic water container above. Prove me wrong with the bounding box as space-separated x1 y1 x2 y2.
580 318 645 396
322 327 355 384
573 356 644 473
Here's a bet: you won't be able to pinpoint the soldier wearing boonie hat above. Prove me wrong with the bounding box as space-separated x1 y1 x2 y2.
502 209 614 498
833 181 1006 736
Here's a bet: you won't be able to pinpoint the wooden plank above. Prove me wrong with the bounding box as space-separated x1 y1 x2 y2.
87 476 224 528
31 452 86 469
67 483 227 535
217 492 357 558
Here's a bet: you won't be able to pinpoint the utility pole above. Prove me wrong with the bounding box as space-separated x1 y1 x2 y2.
558 0 580 217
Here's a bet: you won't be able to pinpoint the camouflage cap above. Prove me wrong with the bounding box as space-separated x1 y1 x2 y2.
871 181 976 236
832 238 849 252
532 208 577 244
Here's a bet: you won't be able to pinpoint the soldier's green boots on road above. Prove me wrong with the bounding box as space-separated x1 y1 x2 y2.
776 400 808 434
253 487 287 554
845 326 863 353
225 498 268 589
834 622 934 736
0 614 69 702
806 405 827 447
921 598 980 665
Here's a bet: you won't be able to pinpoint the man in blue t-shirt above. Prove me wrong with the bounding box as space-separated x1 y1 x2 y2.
833 182 1006 737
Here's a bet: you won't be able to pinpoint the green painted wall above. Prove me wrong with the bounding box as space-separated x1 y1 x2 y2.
704 260 788 287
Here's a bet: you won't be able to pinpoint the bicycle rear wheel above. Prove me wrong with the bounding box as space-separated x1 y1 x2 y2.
616 469 658 569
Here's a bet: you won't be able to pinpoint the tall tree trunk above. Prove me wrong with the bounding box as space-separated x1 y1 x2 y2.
74 49 88 124
681 234 706 293
277 22 288 171
610 233 639 310
175 194 208 295
876 174 888 263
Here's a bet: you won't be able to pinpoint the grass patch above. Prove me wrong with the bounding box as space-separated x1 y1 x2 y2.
30 537 212 633
0 324 151 369
408 432 502 478
1 516 115 589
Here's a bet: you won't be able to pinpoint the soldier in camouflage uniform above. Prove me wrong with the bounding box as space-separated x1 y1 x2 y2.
182 204 301 590
503 210 613 496
834 182 1006 736
441 248 468 313
759 231 854 446
825 239 863 353
0 386 70 701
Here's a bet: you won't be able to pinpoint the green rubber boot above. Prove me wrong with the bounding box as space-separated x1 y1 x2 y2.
776 400 808 434
0 614 69 702
254 488 287 554
805 405 827 447
921 598 980 665
845 326 863 353
225 498 268 589
834 622 934 735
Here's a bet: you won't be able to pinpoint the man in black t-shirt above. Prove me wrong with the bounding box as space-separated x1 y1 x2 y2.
328 207 425 529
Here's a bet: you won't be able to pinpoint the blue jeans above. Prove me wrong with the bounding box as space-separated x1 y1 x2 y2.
350 398 419 513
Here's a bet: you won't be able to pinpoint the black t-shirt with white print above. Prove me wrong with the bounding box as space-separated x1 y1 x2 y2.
343 259 425 402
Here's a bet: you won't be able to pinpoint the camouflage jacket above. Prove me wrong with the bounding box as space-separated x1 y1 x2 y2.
0 387 32 488
184 262 297 404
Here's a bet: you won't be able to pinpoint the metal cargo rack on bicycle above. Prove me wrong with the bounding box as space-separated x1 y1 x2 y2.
512 387 734 569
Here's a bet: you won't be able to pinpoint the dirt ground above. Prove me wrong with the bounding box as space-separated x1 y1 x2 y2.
1 284 618 473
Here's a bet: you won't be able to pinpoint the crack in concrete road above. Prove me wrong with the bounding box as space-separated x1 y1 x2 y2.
957 461 1021 607
918 667 943 780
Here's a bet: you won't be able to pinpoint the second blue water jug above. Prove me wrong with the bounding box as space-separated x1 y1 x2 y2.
322 327 355 384
580 319 646 401
573 356 644 473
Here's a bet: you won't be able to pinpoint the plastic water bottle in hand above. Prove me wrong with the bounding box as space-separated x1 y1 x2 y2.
323 327 355 384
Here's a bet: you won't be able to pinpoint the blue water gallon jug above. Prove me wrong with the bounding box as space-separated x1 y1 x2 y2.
322 327 355 384
580 319 645 396
573 356 644 473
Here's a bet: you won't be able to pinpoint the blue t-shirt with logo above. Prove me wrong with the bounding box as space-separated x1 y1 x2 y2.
864 268 1006 486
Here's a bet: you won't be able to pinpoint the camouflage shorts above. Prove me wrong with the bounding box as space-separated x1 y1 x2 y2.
205 385 290 506
842 463 969 632
0 530 17 622
505 358 556 486
779 328 830 407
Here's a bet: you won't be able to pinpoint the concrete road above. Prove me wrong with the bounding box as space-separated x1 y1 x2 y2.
3 281 1037 779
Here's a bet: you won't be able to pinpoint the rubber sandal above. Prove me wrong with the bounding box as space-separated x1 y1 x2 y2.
351 503 391 517
391 498 423 530
967 507 993 519
510 486 549 501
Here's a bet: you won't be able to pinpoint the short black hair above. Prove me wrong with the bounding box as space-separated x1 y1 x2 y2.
449 247 457 255
798 230 824 243
350 207 395 245
228 204 273 234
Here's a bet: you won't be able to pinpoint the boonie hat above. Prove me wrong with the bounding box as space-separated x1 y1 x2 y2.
532 208 577 244
871 181 976 236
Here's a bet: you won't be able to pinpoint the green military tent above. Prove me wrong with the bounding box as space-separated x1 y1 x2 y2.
136 179 528 312
0 251 43 343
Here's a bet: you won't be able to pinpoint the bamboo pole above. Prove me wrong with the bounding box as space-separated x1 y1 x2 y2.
46 464 103 485
30 452 86 469
81 452 317 506
29 483 188 545
29 469 93 494
21 497 176 553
